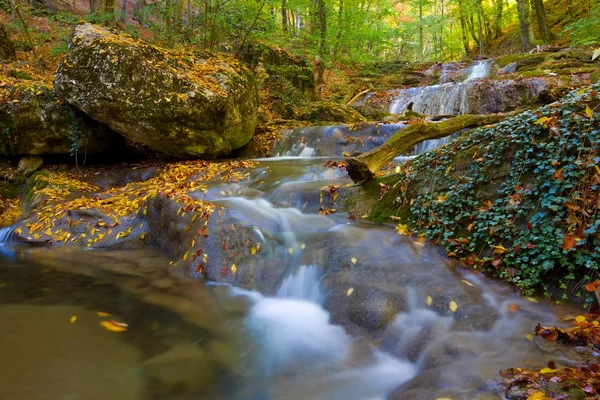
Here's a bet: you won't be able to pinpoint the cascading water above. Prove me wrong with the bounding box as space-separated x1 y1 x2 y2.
277 264 324 304
0 227 14 243
413 134 455 155
466 59 492 81
0 121 580 400
239 261 417 399
388 60 549 116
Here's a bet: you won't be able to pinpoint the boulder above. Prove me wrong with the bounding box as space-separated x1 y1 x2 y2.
0 22 16 62
17 156 43 176
0 81 116 157
54 23 259 160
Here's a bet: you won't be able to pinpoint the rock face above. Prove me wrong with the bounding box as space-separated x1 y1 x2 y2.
239 40 315 99
55 23 259 160
0 82 116 157
0 23 16 62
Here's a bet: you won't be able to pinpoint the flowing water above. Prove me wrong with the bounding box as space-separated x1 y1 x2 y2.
383 60 550 116
0 154 581 400
0 77 580 399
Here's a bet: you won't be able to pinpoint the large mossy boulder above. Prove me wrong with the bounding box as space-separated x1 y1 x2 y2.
0 81 116 157
55 24 259 160
0 22 16 62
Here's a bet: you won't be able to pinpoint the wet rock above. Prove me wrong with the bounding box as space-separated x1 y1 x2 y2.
143 343 217 392
299 103 367 123
273 122 401 157
55 24 258 159
17 155 43 176
0 81 117 157
0 22 16 61
497 62 518 75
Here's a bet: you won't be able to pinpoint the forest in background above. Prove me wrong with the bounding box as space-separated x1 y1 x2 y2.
1 0 599 85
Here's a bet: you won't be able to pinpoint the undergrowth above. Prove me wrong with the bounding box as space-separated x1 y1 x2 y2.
395 84 600 304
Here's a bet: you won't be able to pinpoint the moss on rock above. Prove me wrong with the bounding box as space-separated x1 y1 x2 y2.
0 80 116 157
54 24 259 160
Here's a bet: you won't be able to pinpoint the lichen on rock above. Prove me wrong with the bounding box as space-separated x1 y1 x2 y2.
54 23 259 160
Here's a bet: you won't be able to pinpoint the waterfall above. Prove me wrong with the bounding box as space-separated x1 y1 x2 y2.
276 142 317 157
389 76 549 116
277 265 323 304
466 60 492 81
413 133 458 155
0 227 14 244
389 83 470 116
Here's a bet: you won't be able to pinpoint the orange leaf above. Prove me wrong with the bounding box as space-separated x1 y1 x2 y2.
562 234 577 250
585 280 600 292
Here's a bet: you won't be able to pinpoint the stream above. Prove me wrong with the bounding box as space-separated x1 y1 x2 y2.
0 61 580 400
0 153 580 400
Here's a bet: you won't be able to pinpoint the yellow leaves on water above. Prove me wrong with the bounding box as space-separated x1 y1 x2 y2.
100 320 128 332
527 392 549 400
346 288 354 296
97 311 112 317
449 301 458 313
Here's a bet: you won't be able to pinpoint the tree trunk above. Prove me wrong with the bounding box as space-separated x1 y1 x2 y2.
516 0 534 51
493 0 503 38
459 14 470 55
418 0 424 56
0 22 17 62
104 0 114 14
345 114 514 183
120 0 128 22
475 0 485 55
532 0 551 42
133 0 146 23
282 0 288 32
315 0 326 85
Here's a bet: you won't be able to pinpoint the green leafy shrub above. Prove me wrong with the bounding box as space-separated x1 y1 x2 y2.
394 85 600 304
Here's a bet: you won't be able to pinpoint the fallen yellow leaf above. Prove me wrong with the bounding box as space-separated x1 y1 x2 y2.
97 311 112 317
575 315 587 323
70 315 77 324
426 296 433 306
449 301 458 312
99 320 128 332
351 257 357 264
539 367 556 374
347 288 354 296
527 392 548 400
231 264 237 274
586 105 593 118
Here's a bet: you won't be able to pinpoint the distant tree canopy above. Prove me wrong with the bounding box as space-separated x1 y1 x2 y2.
5 0 600 67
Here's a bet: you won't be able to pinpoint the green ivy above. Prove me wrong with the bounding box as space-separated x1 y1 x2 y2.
395 84 600 304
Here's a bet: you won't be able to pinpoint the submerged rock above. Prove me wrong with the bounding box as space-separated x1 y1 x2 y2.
55 23 259 159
